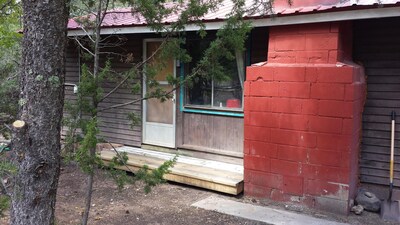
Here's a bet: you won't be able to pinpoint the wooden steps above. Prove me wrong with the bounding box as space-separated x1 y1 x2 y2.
100 147 244 195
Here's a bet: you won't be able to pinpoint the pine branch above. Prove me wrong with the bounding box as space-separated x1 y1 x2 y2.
98 36 170 103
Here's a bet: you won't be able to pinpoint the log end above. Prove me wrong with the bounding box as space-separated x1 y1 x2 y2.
13 120 26 129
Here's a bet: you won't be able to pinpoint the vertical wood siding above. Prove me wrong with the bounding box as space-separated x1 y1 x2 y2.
354 18 400 187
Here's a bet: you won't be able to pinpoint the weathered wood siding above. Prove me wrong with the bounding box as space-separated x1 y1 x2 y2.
64 35 144 147
178 113 244 158
354 18 400 187
97 35 143 146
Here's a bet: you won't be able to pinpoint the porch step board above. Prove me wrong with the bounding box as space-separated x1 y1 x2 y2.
100 147 244 195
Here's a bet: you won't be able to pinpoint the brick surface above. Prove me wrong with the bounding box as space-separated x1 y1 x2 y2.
301 99 318 115
305 67 318 82
271 159 300 176
328 50 340 63
268 52 296 63
244 126 270 142
244 183 271 198
244 140 250 155
270 189 285 202
277 145 308 163
249 141 278 158
310 83 345 100
318 100 354 118
250 81 279 97
273 66 306 82
309 116 343 134
244 21 365 216
247 66 274 81
283 176 304 195
271 98 302 114
278 82 311 98
298 132 317 148
305 179 348 198
305 33 338 50
274 35 306 51
270 129 301 146
249 112 280 128
317 133 353 151
302 164 349 183
244 110 251 126
296 50 329 64
280 114 309 131
244 155 270 172
244 81 250 96
247 170 283 189
246 97 272 112
317 67 354 83
342 117 360 135
309 150 342 167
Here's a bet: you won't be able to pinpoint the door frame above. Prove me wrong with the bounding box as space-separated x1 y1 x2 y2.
142 38 176 148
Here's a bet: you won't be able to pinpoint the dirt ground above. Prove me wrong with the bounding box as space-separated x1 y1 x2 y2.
1 163 399 225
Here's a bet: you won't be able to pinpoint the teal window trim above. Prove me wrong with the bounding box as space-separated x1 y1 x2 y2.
179 35 252 118
179 62 244 118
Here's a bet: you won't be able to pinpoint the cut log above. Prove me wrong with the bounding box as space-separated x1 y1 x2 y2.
12 120 26 129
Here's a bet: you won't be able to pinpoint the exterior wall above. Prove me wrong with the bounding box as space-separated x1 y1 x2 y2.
64 35 144 147
354 17 400 187
243 22 366 214
176 112 244 158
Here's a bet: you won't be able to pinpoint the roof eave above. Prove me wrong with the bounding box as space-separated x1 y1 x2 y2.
67 5 400 37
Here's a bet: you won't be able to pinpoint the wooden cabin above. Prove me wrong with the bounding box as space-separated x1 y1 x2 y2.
66 0 400 215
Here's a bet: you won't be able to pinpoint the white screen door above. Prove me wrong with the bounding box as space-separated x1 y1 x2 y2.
142 39 176 148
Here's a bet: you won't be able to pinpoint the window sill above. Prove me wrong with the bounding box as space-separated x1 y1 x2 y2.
182 105 244 117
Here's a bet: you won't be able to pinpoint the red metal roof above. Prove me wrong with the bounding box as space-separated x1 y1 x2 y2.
67 0 400 30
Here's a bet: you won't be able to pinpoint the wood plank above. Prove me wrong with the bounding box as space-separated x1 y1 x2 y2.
103 162 242 195
182 113 244 156
100 150 244 195
360 167 400 179
101 151 243 182
360 160 400 171
118 146 243 173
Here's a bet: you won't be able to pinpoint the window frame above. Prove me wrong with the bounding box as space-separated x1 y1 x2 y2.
179 33 253 117
179 58 248 118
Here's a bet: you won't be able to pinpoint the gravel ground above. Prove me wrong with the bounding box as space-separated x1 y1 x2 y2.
0 163 399 225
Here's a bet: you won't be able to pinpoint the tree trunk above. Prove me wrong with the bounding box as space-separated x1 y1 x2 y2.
10 0 69 224
81 153 94 225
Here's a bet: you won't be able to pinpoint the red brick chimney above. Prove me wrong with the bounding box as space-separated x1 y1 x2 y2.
244 21 366 215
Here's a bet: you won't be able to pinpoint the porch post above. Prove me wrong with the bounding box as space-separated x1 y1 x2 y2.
243 22 366 214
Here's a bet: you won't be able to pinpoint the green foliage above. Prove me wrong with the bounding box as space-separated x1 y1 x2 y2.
0 0 21 139
48 76 61 88
105 152 132 190
134 155 178 193
0 195 9 217
0 0 21 48
0 151 16 216
75 118 100 174
0 159 17 177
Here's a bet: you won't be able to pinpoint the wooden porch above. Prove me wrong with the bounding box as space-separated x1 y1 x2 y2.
100 146 244 195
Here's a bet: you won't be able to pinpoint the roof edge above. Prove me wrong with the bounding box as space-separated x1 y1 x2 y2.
68 6 400 36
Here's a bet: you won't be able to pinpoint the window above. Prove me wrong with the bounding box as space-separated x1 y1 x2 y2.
183 37 246 112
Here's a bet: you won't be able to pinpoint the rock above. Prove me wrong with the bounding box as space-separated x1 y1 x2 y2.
284 204 304 212
355 189 381 212
351 205 364 215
